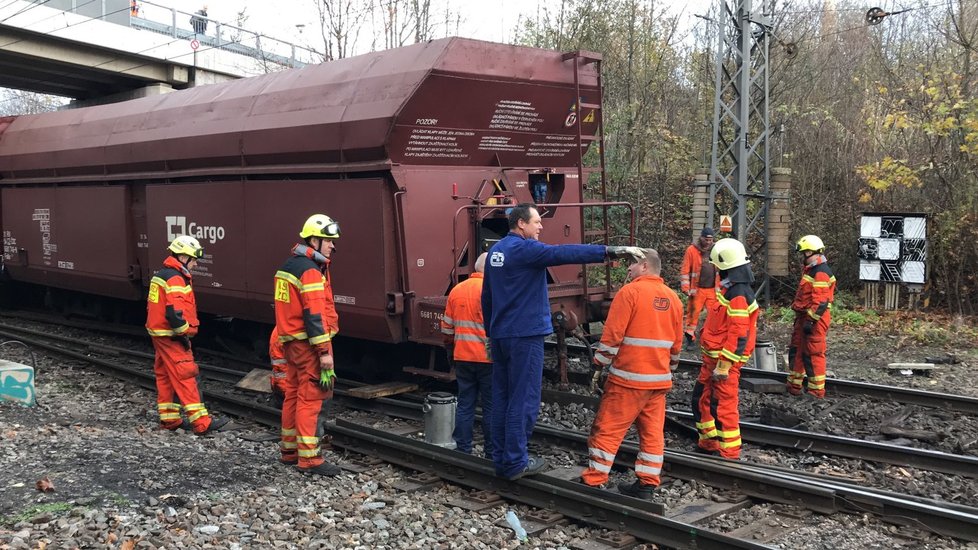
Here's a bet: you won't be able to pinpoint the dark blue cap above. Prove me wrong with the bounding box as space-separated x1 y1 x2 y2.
700 227 715 238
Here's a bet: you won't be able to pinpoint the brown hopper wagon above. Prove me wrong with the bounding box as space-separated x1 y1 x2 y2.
0 37 633 378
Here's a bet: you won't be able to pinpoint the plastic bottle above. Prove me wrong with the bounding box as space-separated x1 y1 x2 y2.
505 509 528 543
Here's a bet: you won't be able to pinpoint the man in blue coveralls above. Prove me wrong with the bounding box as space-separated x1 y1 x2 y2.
481 203 645 480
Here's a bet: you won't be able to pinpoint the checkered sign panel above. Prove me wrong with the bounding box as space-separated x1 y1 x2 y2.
858 214 927 283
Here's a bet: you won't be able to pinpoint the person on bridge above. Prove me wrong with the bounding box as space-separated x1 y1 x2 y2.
581 249 682 499
787 235 836 399
268 327 288 409
481 202 646 481
274 214 342 476
691 238 758 460
146 236 228 435
679 227 718 351
441 252 493 457
190 6 208 35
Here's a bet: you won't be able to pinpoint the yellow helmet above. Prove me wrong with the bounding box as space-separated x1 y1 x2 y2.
796 235 825 253
299 214 340 240
168 235 204 258
710 238 750 270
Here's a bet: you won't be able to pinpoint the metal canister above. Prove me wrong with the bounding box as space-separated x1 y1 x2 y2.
752 340 778 371
423 392 457 449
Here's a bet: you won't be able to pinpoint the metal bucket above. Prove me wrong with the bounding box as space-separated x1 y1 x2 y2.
752 340 778 372
423 392 457 449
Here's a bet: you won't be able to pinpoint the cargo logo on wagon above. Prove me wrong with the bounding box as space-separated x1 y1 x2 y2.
165 216 226 244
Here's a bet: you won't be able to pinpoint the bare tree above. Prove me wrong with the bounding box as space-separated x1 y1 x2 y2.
313 0 370 60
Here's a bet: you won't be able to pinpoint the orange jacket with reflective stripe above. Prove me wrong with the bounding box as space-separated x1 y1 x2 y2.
679 243 719 292
441 273 490 363
274 244 338 355
792 255 835 321
593 275 683 389
146 256 199 338
700 267 759 366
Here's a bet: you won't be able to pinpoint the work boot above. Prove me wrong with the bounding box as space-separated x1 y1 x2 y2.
197 416 230 435
298 462 342 476
618 480 655 500
683 334 696 351
507 455 547 480
577 477 607 490
279 455 298 465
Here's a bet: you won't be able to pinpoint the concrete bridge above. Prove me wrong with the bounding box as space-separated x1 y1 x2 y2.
0 0 322 106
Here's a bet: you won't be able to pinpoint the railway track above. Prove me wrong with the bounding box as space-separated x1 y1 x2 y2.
541 388 978 479
4 318 978 546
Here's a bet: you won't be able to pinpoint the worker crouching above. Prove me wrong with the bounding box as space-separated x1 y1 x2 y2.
691 238 758 460
273 214 342 476
581 249 683 499
146 236 228 435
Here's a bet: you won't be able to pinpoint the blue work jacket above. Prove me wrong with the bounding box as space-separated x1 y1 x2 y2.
482 232 606 339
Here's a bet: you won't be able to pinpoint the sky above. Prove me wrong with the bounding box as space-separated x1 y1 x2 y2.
140 0 714 59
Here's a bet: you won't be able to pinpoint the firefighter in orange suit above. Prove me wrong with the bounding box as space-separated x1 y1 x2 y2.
441 252 493 457
787 235 836 398
268 327 288 408
691 238 758 460
679 227 718 350
146 236 227 435
581 249 683 499
274 214 342 476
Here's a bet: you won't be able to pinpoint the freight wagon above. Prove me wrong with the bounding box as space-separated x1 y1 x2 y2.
0 37 634 377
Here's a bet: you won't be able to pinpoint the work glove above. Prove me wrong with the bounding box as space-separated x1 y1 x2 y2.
606 246 646 262
803 320 814 335
669 359 680 372
171 335 191 350
712 359 733 382
688 288 698 297
589 367 606 395
319 368 336 391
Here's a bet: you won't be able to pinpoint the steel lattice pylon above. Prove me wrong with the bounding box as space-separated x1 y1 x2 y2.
708 0 772 304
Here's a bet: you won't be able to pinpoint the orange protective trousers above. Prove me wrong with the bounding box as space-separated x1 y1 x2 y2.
581 381 667 487
691 356 742 459
684 290 716 337
787 311 831 398
152 337 212 434
280 340 332 468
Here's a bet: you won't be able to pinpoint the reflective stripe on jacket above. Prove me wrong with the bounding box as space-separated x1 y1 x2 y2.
274 244 338 355
700 270 759 365
441 273 490 363
593 275 683 389
146 256 198 337
792 255 835 320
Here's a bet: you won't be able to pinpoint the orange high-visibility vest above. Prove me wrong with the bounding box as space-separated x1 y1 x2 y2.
593 275 683 389
146 256 198 338
792 255 835 321
701 281 760 366
274 244 338 355
440 273 490 363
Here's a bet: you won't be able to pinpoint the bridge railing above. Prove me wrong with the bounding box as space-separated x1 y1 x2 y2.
129 1 324 70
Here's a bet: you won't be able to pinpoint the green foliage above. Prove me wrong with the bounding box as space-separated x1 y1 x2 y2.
1 502 72 526
832 307 879 327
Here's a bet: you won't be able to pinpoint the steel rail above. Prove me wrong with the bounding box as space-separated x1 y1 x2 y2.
331 390 978 541
0 327 281 427
541 388 978 479
0 322 249 383
327 419 775 550
552 360 978 415
12 325 977 542
529 423 978 542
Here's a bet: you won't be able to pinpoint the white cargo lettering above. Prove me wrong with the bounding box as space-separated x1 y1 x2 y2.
188 222 226 244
